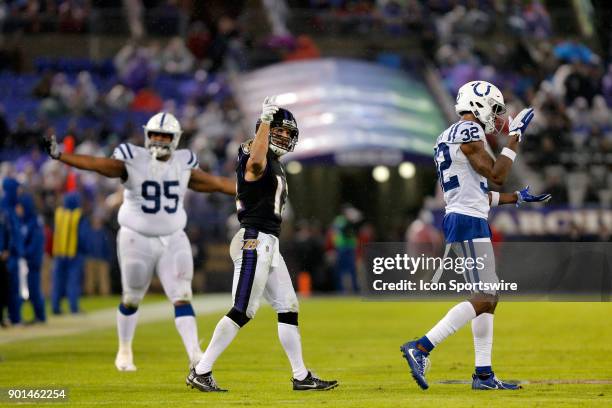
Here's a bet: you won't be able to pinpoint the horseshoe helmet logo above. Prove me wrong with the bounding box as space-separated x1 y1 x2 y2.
471 82 491 97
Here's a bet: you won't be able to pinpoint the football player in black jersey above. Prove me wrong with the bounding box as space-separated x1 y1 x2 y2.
187 97 338 392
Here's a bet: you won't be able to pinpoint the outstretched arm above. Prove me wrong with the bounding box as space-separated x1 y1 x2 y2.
488 191 519 206
43 134 127 179
488 186 551 207
59 153 127 178
188 169 236 195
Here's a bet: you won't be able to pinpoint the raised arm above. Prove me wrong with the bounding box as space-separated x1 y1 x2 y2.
461 108 534 186
461 138 517 186
245 97 278 181
188 169 236 195
43 134 127 179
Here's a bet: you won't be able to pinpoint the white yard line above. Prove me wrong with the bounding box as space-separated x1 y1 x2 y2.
0 294 231 345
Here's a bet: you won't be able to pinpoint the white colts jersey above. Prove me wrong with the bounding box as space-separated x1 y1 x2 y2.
434 120 489 219
113 143 199 236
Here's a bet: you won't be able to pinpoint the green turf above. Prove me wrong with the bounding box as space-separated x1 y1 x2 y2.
1 299 611 407
20 295 167 322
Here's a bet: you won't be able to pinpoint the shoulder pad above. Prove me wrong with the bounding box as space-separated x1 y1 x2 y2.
175 149 199 169
240 140 252 156
444 121 486 144
112 143 137 161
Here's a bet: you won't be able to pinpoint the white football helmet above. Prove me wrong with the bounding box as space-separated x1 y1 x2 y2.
455 81 506 134
143 112 182 158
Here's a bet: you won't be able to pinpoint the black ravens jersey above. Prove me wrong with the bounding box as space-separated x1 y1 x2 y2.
236 143 287 236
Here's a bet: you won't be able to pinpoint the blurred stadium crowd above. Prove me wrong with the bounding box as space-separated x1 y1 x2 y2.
0 0 610 324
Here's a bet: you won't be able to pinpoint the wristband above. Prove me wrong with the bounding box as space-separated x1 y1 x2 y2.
501 147 516 162
490 191 500 207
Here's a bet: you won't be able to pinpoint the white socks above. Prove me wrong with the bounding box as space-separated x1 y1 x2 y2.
278 323 308 381
425 301 476 347
196 316 240 375
175 315 202 363
472 312 494 368
117 308 139 352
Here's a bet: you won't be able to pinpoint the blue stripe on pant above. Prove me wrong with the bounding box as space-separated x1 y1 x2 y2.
234 229 259 313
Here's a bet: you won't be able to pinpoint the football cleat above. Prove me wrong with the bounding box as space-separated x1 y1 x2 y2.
186 368 227 392
292 372 338 391
114 349 137 372
400 341 430 390
472 373 522 390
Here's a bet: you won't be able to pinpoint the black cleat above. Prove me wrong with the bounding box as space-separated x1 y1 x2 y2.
186 367 228 392
292 371 338 391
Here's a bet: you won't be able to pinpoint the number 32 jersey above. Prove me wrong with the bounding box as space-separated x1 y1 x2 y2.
112 143 199 236
434 120 489 220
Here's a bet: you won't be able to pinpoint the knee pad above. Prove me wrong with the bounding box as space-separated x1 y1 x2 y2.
174 251 194 281
121 260 150 305
122 260 150 289
278 312 298 326
226 307 250 327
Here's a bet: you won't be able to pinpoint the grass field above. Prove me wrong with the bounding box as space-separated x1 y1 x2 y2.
1 298 611 407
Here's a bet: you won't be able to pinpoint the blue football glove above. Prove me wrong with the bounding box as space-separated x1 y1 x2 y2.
508 107 535 141
516 185 551 207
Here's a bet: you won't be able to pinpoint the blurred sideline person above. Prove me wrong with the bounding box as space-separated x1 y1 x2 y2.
0 197 11 327
84 215 112 296
51 192 87 315
43 111 236 371
19 193 46 323
1 178 26 325
405 209 444 281
329 204 362 293
401 81 552 390
187 98 338 392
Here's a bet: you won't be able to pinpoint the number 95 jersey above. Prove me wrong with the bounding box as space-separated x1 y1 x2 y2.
434 120 490 220
113 143 199 236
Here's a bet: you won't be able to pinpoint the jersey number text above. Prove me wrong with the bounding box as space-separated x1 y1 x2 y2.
434 143 459 192
141 180 179 214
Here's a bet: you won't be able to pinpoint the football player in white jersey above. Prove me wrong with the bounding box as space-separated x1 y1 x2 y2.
400 81 551 390
42 112 236 371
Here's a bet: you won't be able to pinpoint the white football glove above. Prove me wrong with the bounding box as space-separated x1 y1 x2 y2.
42 134 61 159
259 96 279 124
508 107 535 142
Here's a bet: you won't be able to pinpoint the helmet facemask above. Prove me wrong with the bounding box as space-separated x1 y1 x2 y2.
146 132 176 159
143 112 182 160
269 125 298 157
471 97 507 135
